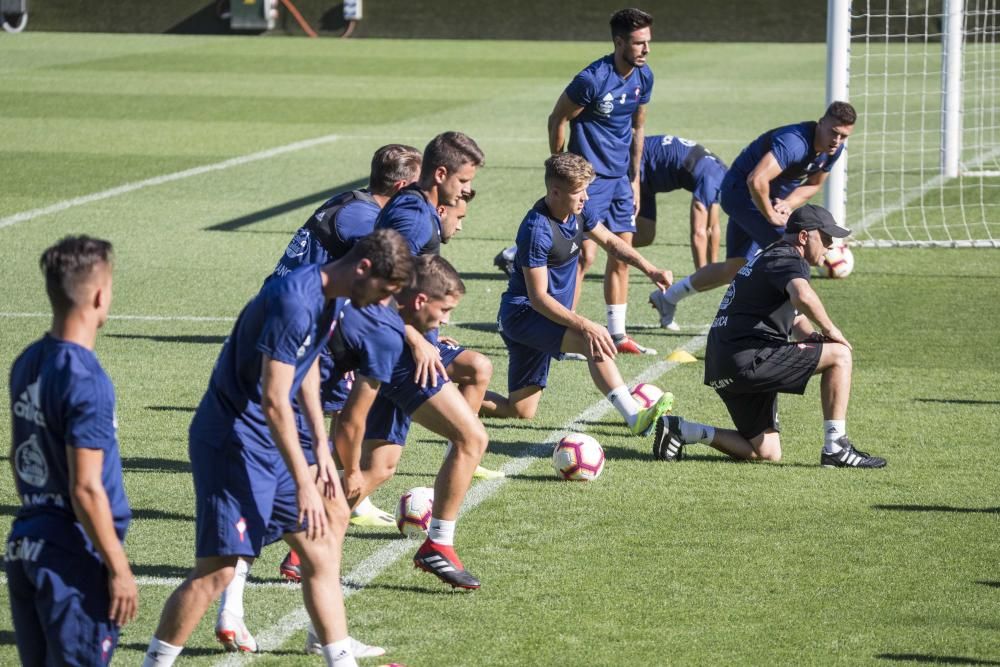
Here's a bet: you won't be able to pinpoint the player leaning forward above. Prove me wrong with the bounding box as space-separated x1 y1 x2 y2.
6 236 138 666
142 230 413 667
652 205 886 468
482 152 674 431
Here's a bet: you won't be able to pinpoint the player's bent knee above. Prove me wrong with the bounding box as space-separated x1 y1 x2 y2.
752 431 782 462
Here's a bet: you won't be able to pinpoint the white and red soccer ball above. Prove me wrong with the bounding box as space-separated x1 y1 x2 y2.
552 433 605 481
395 486 434 538
821 244 855 279
630 382 664 409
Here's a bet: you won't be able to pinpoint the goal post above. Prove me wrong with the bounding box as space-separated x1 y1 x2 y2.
826 0 1000 248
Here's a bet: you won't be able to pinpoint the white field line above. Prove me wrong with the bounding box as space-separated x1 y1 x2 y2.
0 134 342 231
211 332 709 665
0 312 235 323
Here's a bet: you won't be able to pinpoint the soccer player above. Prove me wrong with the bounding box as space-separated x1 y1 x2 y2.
651 205 886 468
633 134 728 272
141 230 413 667
544 8 656 354
482 153 674 432
650 102 856 329
6 236 138 666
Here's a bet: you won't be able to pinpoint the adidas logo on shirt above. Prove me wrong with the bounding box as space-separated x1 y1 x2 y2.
13 379 46 428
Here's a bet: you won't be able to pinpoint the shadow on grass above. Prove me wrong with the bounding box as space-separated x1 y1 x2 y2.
133 508 194 521
453 321 500 333
123 457 191 473
131 563 192 579
914 398 1000 406
106 333 227 345
509 473 569 482
876 654 1000 665
146 406 196 413
872 504 1000 514
119 644 226 657
0 630 14 646
204 177 367 232
977 580 1000 588
351 581 469 596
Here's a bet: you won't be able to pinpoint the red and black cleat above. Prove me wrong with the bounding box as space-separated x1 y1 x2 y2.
279 550 301 583
413 539 481 590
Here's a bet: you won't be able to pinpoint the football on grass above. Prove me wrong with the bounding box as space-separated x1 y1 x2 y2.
395 486 434 538
821 244 855 279
630 382 664 409
552 433 605 481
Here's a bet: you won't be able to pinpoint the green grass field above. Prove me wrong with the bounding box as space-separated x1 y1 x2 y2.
1 33 999 666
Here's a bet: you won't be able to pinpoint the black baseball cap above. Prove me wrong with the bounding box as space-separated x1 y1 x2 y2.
786 204 851 238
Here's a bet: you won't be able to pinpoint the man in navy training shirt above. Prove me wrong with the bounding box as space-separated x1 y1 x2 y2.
6 236 138 666
483 153 674 434
650 102 856 330
651 205 886 469
547 8 656 355
141 230 413 667
634 134 727 272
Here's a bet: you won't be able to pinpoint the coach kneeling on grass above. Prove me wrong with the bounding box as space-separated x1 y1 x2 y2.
651 204 887 468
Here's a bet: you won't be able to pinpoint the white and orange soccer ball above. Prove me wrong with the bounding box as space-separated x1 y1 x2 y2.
552 433 605 481
821 244 855 279
630 382 664 409
395 486 434 538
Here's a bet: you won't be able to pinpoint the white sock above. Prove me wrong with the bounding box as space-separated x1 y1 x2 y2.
321 638 358 667
352 496 375 517
607 303 627 338
218 557 249 620
824 420 847 452
607 385 641 427
142 638 183 667
665 276 697 304
502 245 516 261
679 419 715 445
428 518 456 546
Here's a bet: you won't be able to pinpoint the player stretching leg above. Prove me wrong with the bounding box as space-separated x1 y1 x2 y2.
482 153 675 432
651 206 886 468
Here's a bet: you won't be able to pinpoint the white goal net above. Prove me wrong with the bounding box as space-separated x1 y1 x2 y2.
827 0 1000 247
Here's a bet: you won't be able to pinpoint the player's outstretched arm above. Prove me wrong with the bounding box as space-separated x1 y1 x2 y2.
69 447 138 627
262 356 327 539
548 92 584 154
787 278 851 349
523 265 616 361
333 375 380 507
747 152 789 227
403 323 447 388
587 224 673 290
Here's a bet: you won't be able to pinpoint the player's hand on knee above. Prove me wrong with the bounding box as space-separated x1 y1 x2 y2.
410 336 447 388
297 486 328 540
314 457 339 500
107 567 139 627
822 326 852 350
340 468 364 507
582 320 616 361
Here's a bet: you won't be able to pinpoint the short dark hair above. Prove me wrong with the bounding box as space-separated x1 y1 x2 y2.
420 131 484 181
369 144 422 196
400 254 465 301
610 8 653 40
343 229 413 285
40 235 114 315
823 101 857 126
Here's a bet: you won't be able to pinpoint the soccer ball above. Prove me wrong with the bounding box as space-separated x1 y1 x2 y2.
630 382 664 409
552 433 605 481
395 487 434 538
821 244 855 279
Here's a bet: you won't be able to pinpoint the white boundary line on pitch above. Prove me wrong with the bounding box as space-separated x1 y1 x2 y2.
211 332 709 665
0 134 342 231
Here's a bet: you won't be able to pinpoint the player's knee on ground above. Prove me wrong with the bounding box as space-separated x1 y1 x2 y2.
752 431 782 462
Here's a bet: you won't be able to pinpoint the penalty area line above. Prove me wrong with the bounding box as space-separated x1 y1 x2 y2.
211 331 708 665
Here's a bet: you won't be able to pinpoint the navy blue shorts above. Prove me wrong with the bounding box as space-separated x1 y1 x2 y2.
582 174 635 234
189 437 304 558
720 178 784 260
498 301 567 392
5 536 120 666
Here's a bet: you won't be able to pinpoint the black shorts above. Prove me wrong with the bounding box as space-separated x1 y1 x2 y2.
710 342 823 439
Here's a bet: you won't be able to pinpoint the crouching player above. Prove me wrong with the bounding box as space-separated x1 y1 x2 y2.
6 236 138 666
481 153 675 432
141 230 412 667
